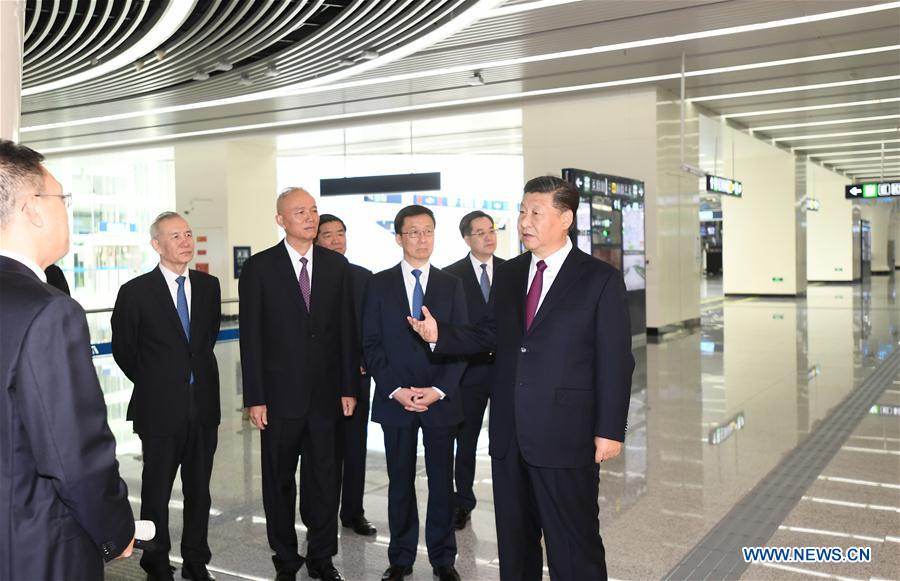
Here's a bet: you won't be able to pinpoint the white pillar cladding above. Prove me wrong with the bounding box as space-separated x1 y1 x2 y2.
0 0 24 141
699 114 805 296
521 87 701 332
805 161 854 282
174 136 279 298
859 201 896 274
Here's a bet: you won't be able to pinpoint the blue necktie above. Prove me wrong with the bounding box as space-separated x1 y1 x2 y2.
479 263 490 303
176 276 190 340
411 269 424 319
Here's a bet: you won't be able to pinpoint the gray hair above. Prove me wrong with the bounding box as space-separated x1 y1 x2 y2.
150 211 184 239
0 140 46 229
276 186 310 213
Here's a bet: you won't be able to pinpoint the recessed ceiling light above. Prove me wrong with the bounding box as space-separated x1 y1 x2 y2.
214 59 233 72
264 63 279 78
359 50 379 61
154 48 167 61
238 72 253 87
133 60 144 72
339 58 356 66
192 69 210 81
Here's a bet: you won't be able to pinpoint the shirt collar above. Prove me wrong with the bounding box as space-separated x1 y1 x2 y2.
469 252 493 271
401 260 430 279
284 238 313 264
531 237 572 270
0 250 47 282
159 263 189 285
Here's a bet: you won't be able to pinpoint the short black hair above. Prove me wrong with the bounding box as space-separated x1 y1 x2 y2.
458 210 494 238
0 140 45 229
318 214 346 233
394 204 435 234
523 176 580 217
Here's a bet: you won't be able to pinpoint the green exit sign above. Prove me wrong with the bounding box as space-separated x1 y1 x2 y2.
772 277 784 282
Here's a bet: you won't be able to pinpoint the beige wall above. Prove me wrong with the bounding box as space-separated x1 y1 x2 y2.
805 161 853 282
174 137 279 297
859 201 894 273
699 115 803 295
521 87 700 330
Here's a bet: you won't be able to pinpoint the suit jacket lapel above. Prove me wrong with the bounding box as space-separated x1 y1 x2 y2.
527 249 589 334
510 254 530 336
187 270 204 344
390 264 410 317
150 267 189 346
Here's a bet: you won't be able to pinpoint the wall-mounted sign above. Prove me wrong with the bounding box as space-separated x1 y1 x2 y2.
706 175 743 197
845 182 900 199
233 246 251 279
708 412 745 445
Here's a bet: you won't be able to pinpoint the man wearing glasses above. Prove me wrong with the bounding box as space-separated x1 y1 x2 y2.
362 205 468 581
0 139 135 579
443 211 505 531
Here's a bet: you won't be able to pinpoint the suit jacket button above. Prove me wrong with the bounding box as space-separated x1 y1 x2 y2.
520 347 527 353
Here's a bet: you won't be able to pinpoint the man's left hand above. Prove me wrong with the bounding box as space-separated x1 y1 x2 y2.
342 397 357 416
409 387 441 409
594 437 622 463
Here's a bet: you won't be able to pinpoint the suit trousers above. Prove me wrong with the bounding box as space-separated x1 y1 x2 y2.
382 423 457 568
261 415 339 571
338 375 371 523
453 382 490 511
492 435 607 581
139 420 218 574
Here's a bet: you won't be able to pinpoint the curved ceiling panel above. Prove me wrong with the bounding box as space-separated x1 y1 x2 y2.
22 0 483 111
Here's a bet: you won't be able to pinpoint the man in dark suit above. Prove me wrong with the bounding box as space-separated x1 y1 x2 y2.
410 177 634 581
315 214 377 537
0 139 135 579
362 205 468 581
443 211 505 531
239 188 358 581
112 211 222 581
45 263 70 294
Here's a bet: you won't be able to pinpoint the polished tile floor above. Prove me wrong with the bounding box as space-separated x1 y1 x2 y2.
102 275 899 580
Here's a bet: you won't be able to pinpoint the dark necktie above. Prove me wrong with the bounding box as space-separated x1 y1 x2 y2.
411 269 424 319
298 256 310 311
176 276 190 340
479 263 490 303
524 260 547 331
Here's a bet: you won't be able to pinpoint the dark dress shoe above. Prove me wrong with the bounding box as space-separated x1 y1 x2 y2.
381 565 413 580
182 562 215 580
342 514 377 536
274 571 296 581
306 558 344 581
454 508 471 530
432 565 461 581
146 565 176 581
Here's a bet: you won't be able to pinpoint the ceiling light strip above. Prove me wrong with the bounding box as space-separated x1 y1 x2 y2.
723 97 900 119
794 138 900 151
689 75 900 102
756 114 900 132
776 128 900 142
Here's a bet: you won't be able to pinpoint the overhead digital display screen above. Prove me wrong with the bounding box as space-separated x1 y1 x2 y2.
845 182 900 199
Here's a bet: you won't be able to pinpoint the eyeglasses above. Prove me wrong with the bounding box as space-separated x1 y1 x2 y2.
35 193 73 209
400 229 435 239
468 228 498 238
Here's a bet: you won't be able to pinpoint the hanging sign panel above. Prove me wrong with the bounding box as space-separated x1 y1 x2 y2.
845 182 900 199
706 175 743 197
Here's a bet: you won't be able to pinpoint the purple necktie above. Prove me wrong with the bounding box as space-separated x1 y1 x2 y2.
524 260 547 331
298 256 310 311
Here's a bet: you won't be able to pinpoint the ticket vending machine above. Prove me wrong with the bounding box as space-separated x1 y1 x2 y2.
562 168 647 338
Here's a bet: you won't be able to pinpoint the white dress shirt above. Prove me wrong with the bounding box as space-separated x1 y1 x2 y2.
392 260 445 400
159 263 191 316
284 238 314 287
0 250 47 282
469 253 494 286
527 237 573 312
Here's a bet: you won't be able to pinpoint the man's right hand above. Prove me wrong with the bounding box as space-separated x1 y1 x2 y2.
407 305 438 343
248 405 268 430
393 388 428 412
115 537 135 560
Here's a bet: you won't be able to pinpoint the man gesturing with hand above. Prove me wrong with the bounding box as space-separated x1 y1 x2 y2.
362 205 468 581
408 177 634 581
